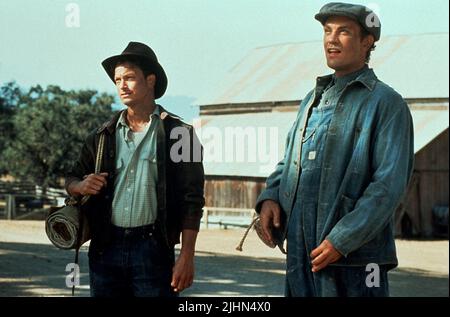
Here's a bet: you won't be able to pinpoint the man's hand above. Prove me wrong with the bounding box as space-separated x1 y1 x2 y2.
69 173 108 197
171 253 195 293
260 200 281 246
310 239 342 272
171 229 198 293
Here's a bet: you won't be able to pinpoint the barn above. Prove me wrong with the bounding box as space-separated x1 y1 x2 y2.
195 33 449 238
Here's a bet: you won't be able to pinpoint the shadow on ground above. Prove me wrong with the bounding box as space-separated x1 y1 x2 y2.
389 268 449 297
0 241 447 297
0 241 90 297
185 251 285 297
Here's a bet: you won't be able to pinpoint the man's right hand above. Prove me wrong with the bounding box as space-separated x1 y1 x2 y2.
69 173 108 197
259 200 281 246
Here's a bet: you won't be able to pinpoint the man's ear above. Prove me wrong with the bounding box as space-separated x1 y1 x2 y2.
146 74 156 89
363 34 375 50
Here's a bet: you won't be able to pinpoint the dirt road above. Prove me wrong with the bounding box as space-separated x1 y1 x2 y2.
0 220 448 297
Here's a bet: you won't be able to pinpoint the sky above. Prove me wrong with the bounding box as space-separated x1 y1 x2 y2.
0 0 449 120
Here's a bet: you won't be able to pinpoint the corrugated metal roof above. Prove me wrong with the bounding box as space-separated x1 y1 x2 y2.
197 33 449 106
199 106 449 177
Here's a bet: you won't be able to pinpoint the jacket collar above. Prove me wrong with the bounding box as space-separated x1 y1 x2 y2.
316 66 378 92
97 104 183 134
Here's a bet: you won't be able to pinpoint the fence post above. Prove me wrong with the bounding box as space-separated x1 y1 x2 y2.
204 207 209 229
6 194 16 220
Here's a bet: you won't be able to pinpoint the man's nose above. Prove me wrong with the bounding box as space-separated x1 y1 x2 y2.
326 31 339 44
118 79 127 89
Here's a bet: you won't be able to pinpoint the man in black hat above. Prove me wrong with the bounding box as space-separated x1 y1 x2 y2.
66 42 205 297
256 3 414 296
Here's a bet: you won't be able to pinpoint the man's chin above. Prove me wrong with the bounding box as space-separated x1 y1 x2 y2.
121 98 134 106
326 60 340 71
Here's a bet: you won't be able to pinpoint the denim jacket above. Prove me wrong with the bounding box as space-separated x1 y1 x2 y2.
256 68 414 267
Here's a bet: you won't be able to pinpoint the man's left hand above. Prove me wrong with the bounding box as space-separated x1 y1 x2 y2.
171 253 195 293
310 239 342 273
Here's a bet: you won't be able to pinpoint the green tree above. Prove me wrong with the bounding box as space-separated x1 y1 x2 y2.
2 84 115 190
0 82 20 175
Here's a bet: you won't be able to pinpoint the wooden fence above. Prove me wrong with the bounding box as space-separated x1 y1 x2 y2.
202 206 256 229
0 181 66 220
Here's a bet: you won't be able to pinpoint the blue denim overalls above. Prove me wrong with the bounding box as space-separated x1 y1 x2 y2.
286 83 336 296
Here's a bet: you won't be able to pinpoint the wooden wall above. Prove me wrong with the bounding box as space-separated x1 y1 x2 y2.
204 176 265 209
401 129 449 237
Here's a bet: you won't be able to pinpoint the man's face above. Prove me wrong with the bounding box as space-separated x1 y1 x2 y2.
114 62 155 106
323 16 373 77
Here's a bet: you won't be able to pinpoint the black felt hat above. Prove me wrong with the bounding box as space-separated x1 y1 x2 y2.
102 42 168 99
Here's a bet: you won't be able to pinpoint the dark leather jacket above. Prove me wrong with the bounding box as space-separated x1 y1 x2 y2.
65 106 205 251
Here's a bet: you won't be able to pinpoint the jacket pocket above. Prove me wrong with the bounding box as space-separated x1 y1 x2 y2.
339 195 356 216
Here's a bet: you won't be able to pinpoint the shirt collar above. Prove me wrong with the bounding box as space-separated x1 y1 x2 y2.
332 65 369 91
116 104 161 129
315 65 377 94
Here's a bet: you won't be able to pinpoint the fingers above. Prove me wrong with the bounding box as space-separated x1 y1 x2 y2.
87 178 105 189
85 184 102 194
260 207 274 245
80 173 108 195
310 240 342 273
260 200 282 244
177 274 193 292
311 250 340 272
312 256 330 273
82 182 103 195
171 271 193 293
272 204 281 228
311 251 327 267
89 173 108 185
171 272 180 292
310 243 324 259
310 244 329 273
171 256 195 293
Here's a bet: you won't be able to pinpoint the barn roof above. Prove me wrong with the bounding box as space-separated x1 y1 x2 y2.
197 33 449 106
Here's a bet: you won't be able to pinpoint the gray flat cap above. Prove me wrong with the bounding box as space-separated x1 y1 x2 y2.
315 2 381 41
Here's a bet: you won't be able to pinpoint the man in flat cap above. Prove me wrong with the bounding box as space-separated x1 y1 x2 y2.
256 3 414 296
66 42 205 297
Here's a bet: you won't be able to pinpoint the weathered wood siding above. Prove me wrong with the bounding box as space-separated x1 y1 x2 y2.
204 176 265 209
409 129 449 237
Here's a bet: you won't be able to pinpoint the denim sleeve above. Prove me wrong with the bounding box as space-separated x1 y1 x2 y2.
327 98 414 257
254 119 297 213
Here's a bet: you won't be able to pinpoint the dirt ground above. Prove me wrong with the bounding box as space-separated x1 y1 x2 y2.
0 220 448 297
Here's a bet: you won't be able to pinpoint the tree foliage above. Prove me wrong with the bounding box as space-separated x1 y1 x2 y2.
0 82 20 175
0 82 115 189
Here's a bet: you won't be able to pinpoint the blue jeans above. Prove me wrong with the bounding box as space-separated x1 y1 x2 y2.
88 224 177 297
